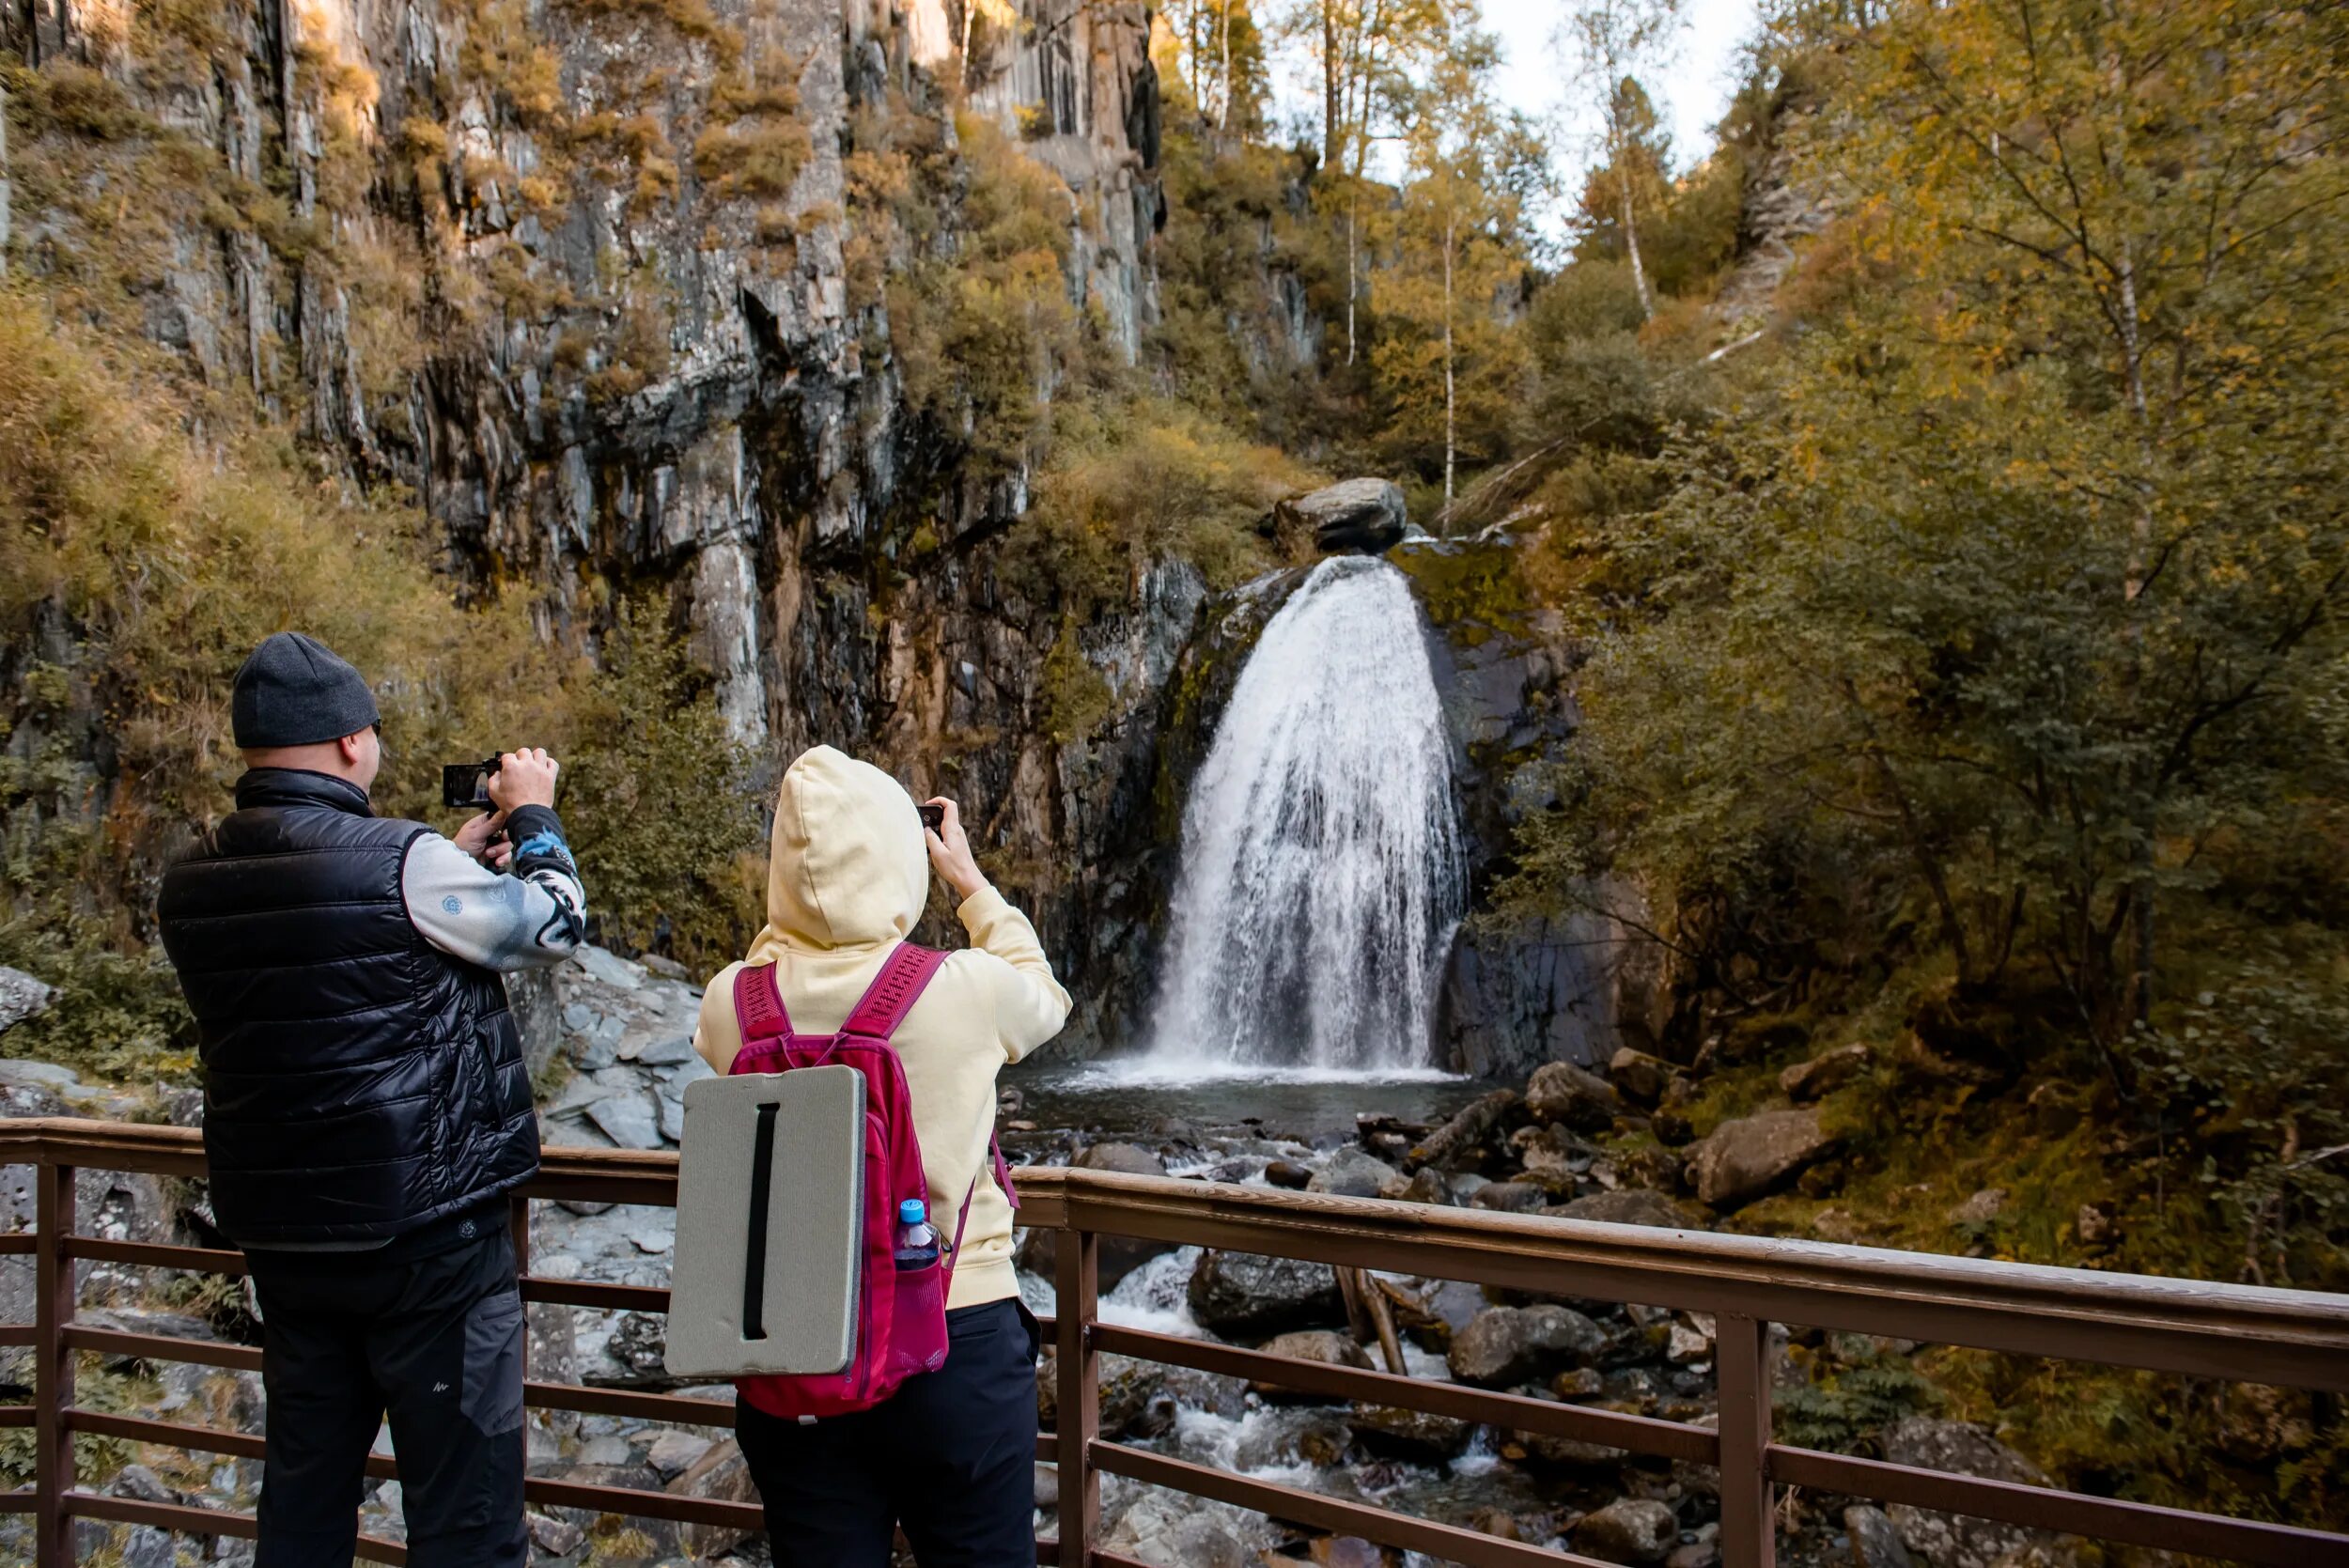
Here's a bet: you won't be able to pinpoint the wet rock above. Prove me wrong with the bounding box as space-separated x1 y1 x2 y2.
1350 1402 1471 1461
1188 1250 1346 1338
584 1091 663 1151
1249 1329 1372 1397
1780 1043 1872 1103
1409 1088 1522 1171
1572 1498 1679 1564
1553 1366 1606 1399
1386 1167 1453 1206
0 967 54 1034
1511 1122 1595 1185
1277 477 1409 554
1843 1504 1915 1568
1235 1407 1354 1468
1687 1109 1838 1209
528 1514 586 1556
1608 1048 1674 1106
1074 1141 1166 1178
1526 1061 1619 1133
1522 1430 1628 1470
1545 1189 1696 1229
1470 1181 1548 1214
1667 1543 1721 1568
1447 1304 1606 1388
668 1436 759 1559
593 1312 669 1386
1308 1147 1398 1199
1264 1158 1315 1189
1384 1277 1487 1351
1880 1418 2075 1568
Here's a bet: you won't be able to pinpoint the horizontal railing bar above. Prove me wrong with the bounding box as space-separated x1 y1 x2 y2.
64 1327 262 1373
0 1234 33 1256
0 1326 32 1348
523 1378 734 1425
1767 1446 2349 1568
0 1406 30 1428
62 1492 410 1563
66 1236 249 1275
1034 1170 2349 1392
521 1276 671 1312
0 1488 33 1513
525 1475 762 1528
527 1145 679 1207
67 1408 405 1483
1094 1440 1613 1568
1091 1322 1718 1465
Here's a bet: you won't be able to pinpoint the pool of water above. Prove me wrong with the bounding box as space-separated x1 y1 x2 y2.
1001 1056 1501 1147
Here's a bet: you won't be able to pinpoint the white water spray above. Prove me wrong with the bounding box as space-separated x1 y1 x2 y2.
1141 555 1466 1076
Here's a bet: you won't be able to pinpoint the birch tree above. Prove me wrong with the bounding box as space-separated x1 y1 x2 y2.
1556 0 1684 320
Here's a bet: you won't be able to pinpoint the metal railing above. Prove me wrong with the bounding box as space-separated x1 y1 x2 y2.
2 1116 2347 1567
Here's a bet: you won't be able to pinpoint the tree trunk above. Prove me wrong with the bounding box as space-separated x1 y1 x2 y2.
1621 176 1654 321
1322 6 1342 167
1217 0 1233 130
0 78 10 280
1346 195 1358 365
1442 204 1457 520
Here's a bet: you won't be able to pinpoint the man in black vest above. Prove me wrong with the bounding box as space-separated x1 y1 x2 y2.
159 632 587 1567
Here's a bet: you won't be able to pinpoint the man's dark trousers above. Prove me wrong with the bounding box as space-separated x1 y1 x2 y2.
245 1223 528 1567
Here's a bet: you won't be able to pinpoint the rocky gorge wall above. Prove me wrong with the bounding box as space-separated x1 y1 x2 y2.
3 0 1639 1067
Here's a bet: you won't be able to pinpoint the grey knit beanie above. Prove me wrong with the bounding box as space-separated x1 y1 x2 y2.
231 632 381 749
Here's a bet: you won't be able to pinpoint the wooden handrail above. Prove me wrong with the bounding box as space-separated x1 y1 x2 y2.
3 1116 2347 1568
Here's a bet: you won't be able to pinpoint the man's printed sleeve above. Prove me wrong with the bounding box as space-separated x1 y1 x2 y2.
402 805 587 970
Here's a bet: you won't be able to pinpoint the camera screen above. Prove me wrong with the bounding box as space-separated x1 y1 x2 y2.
443 764 491 810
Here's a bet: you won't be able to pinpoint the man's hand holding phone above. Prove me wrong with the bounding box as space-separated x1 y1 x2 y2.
451 750 558 870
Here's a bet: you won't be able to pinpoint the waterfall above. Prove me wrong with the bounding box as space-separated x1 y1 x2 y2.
1141 555 1466 1077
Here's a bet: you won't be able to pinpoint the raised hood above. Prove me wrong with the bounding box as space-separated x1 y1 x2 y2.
751 745 929 955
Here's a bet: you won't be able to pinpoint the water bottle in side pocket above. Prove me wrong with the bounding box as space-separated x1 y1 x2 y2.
894 1199 940 1270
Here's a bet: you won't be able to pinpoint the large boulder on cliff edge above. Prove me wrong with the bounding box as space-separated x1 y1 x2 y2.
1688 1108 1839 1210
1274 477 1410 554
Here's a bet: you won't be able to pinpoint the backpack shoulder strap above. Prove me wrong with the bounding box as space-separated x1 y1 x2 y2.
839 942 946 1041
732 962 793 1048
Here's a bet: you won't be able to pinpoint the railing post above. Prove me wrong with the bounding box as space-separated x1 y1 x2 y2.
35 1161 76 1568
1717 1312 1777 1568
1052 1229 1099 1567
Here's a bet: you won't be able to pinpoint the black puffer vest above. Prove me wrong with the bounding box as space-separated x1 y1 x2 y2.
158 768 539 1244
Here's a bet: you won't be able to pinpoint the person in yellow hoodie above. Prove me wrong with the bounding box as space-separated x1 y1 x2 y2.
692 744 1070 1566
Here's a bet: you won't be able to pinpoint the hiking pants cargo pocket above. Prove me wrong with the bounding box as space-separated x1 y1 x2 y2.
460 1290 526 1436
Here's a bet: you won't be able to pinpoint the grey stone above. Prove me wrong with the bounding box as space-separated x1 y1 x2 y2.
123 1525 174 1568
1780 1043 1872 1102
1187 1250 1345 1338
528 1513 586 1555
1247 1328 1371 1397
1306 1146 1398 1199
1526 1060 1620 1132
658 1095 686 1143
1688 1109 1839 1209
1843 1504 1915 1568
585 1092 663 1150
628 1033 696 1066
572 946 646 991
1572 1498 1679 1564
1277 476 1409 554
1073 1141 1165 1177
0 1059 77 1090
1447 1304 1606 1388
645 1428 716 1477
0 968 55 1034
1609 1047 1675 1105
1350 1401 1471 1460
1546 1189 1696 1229
1880 1418 2075 1568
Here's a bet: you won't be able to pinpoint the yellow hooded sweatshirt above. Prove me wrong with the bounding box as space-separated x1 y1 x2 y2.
692 746 1071 1312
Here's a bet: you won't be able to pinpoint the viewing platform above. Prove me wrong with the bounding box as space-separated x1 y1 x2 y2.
1 1116 2344 1567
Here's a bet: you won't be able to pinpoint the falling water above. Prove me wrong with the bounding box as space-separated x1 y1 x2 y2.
1141 555 1466 1077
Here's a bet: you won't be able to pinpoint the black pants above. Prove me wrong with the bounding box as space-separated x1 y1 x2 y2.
244 1228 528 1568
738 1297 1041 1568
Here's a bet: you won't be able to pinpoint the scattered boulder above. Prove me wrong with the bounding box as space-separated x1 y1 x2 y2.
1780 1043 1872 1103
1880 1418 2076 1568
1409 1088 1521 1171
1511 1123 1595 1185
528 1514 586 1557
584 1091 663 1151
1307 1147 1398 1200
1264 1158 1314 1189
1383 1276 1486 1352
1948 1188 2006 1227
1074 1141 1166 1178
1350 1402 1471 1461
1277 477 1410 554
668 1437 760 1559
1572 1498 1679 1564
1386 1167 1453 1206
1843 1504 1915 1568
0 967 54 1035
1188 1250 1346 1338
1608 1048 1675 1107
1687 1109 1838 1209
1249 1330 1372 1398
1470 1181 1549 1214
1447 1304 1606 1388
1526 1061 1619 1133
644 1429 714 1479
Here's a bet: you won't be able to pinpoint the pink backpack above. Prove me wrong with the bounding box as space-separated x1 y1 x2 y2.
726 941 1014 1420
